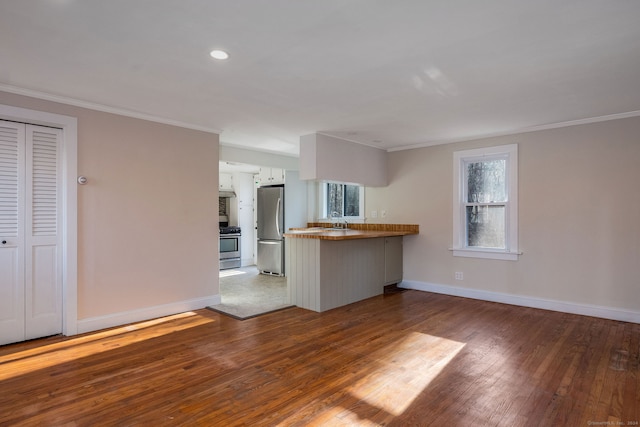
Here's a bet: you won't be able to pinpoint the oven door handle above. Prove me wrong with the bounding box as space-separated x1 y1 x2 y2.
275 197 281 237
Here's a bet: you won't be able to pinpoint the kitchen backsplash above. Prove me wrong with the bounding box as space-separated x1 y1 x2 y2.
307 222 419 233
219 197 227 216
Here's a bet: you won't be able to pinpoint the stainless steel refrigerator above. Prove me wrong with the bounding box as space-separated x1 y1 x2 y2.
257 185 284 276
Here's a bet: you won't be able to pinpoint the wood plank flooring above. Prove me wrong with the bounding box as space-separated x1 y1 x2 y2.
1 291 638 426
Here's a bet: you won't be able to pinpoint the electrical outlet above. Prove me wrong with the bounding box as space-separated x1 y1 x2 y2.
371 210 378 218
381 210 387 218
455 272 464 281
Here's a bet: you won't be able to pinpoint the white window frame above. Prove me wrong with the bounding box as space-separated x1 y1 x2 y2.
318 181 365 221
452 144 519 261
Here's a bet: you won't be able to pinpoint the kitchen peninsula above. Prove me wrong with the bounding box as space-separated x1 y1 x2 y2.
284 224 419 312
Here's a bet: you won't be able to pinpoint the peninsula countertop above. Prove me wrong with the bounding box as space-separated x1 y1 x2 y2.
284 223 419 241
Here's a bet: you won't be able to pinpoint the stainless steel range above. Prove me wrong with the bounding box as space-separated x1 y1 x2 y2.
219 226 241 270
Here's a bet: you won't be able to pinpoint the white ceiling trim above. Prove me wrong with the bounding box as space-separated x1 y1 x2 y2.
3 83 640 155
0 84 223 136
387 109 640 152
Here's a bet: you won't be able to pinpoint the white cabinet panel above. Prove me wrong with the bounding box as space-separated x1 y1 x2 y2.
219 172 233 190
231 172 255 265
238 204 254 265
256 167 284 186
234 172 254 206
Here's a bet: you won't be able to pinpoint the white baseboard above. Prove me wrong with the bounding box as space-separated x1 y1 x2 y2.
76 294 221 335
400 280 640 324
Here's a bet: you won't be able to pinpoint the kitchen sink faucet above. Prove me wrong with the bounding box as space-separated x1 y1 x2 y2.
330 212 348 229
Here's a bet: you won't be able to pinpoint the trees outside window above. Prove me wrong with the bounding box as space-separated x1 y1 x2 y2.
326 183 360 218
465 159 506 248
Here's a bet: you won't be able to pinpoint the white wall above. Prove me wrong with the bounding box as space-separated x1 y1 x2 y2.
367 116 640 321
0 91 220 332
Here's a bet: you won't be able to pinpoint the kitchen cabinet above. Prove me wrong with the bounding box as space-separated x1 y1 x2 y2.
255 167 284 185
219 172 233 190
286 238 384 312
229 172 255 266
237 204 254 265
233 172 254 206
384 237 403 285
286 233 409 312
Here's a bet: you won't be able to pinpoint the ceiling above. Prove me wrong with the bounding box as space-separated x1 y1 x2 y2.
2 1 640 156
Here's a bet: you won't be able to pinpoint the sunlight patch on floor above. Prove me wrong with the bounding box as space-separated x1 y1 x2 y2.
219 269 248 278
0 311 214 381
349 332 465 417
306 407 381 426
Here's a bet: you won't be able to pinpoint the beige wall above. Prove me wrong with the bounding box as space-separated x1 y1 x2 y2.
367 116 640 312
300 133 388 186
0 91 219 323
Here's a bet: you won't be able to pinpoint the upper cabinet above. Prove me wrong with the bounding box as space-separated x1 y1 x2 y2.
234 173 254 206
219 173 233 190
255 167 285 186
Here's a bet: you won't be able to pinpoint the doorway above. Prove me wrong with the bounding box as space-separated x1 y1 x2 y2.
211 266 289 319
215 162 291 319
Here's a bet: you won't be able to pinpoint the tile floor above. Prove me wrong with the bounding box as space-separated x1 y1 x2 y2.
209 266 292 319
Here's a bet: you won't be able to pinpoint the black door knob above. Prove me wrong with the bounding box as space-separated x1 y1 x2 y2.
1 240 6 245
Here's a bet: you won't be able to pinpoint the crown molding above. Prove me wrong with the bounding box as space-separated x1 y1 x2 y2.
0 84 223 135
388 109 640 152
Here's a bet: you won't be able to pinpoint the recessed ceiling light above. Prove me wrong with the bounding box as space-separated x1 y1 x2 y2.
210 49 229 60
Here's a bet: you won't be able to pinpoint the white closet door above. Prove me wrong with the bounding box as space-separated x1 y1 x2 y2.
25 125 62 340
0 121 62 345
0 121 26 345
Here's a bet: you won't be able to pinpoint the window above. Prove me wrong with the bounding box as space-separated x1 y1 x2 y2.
321 182 364 219
453 144 519 260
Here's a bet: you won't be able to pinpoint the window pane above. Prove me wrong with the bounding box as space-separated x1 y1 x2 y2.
466 205 505 248
327 183 343 217
326 183 360 217
344 185 360 216
467 159 506 203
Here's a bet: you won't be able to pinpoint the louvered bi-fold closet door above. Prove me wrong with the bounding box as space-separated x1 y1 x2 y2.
0 121 26 345
25 124 62 340
0 120 62 345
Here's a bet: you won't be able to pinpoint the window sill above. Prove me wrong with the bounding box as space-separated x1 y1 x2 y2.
451 248 521 261
317 217 365 223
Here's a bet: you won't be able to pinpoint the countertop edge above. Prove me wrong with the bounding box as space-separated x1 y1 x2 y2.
284 230 418 240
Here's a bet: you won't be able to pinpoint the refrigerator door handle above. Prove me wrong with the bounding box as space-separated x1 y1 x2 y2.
275 197 281 237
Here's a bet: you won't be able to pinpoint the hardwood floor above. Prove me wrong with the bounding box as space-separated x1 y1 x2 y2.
1 291 638 426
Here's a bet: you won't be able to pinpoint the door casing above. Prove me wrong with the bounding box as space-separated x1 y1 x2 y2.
0 103 78 337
